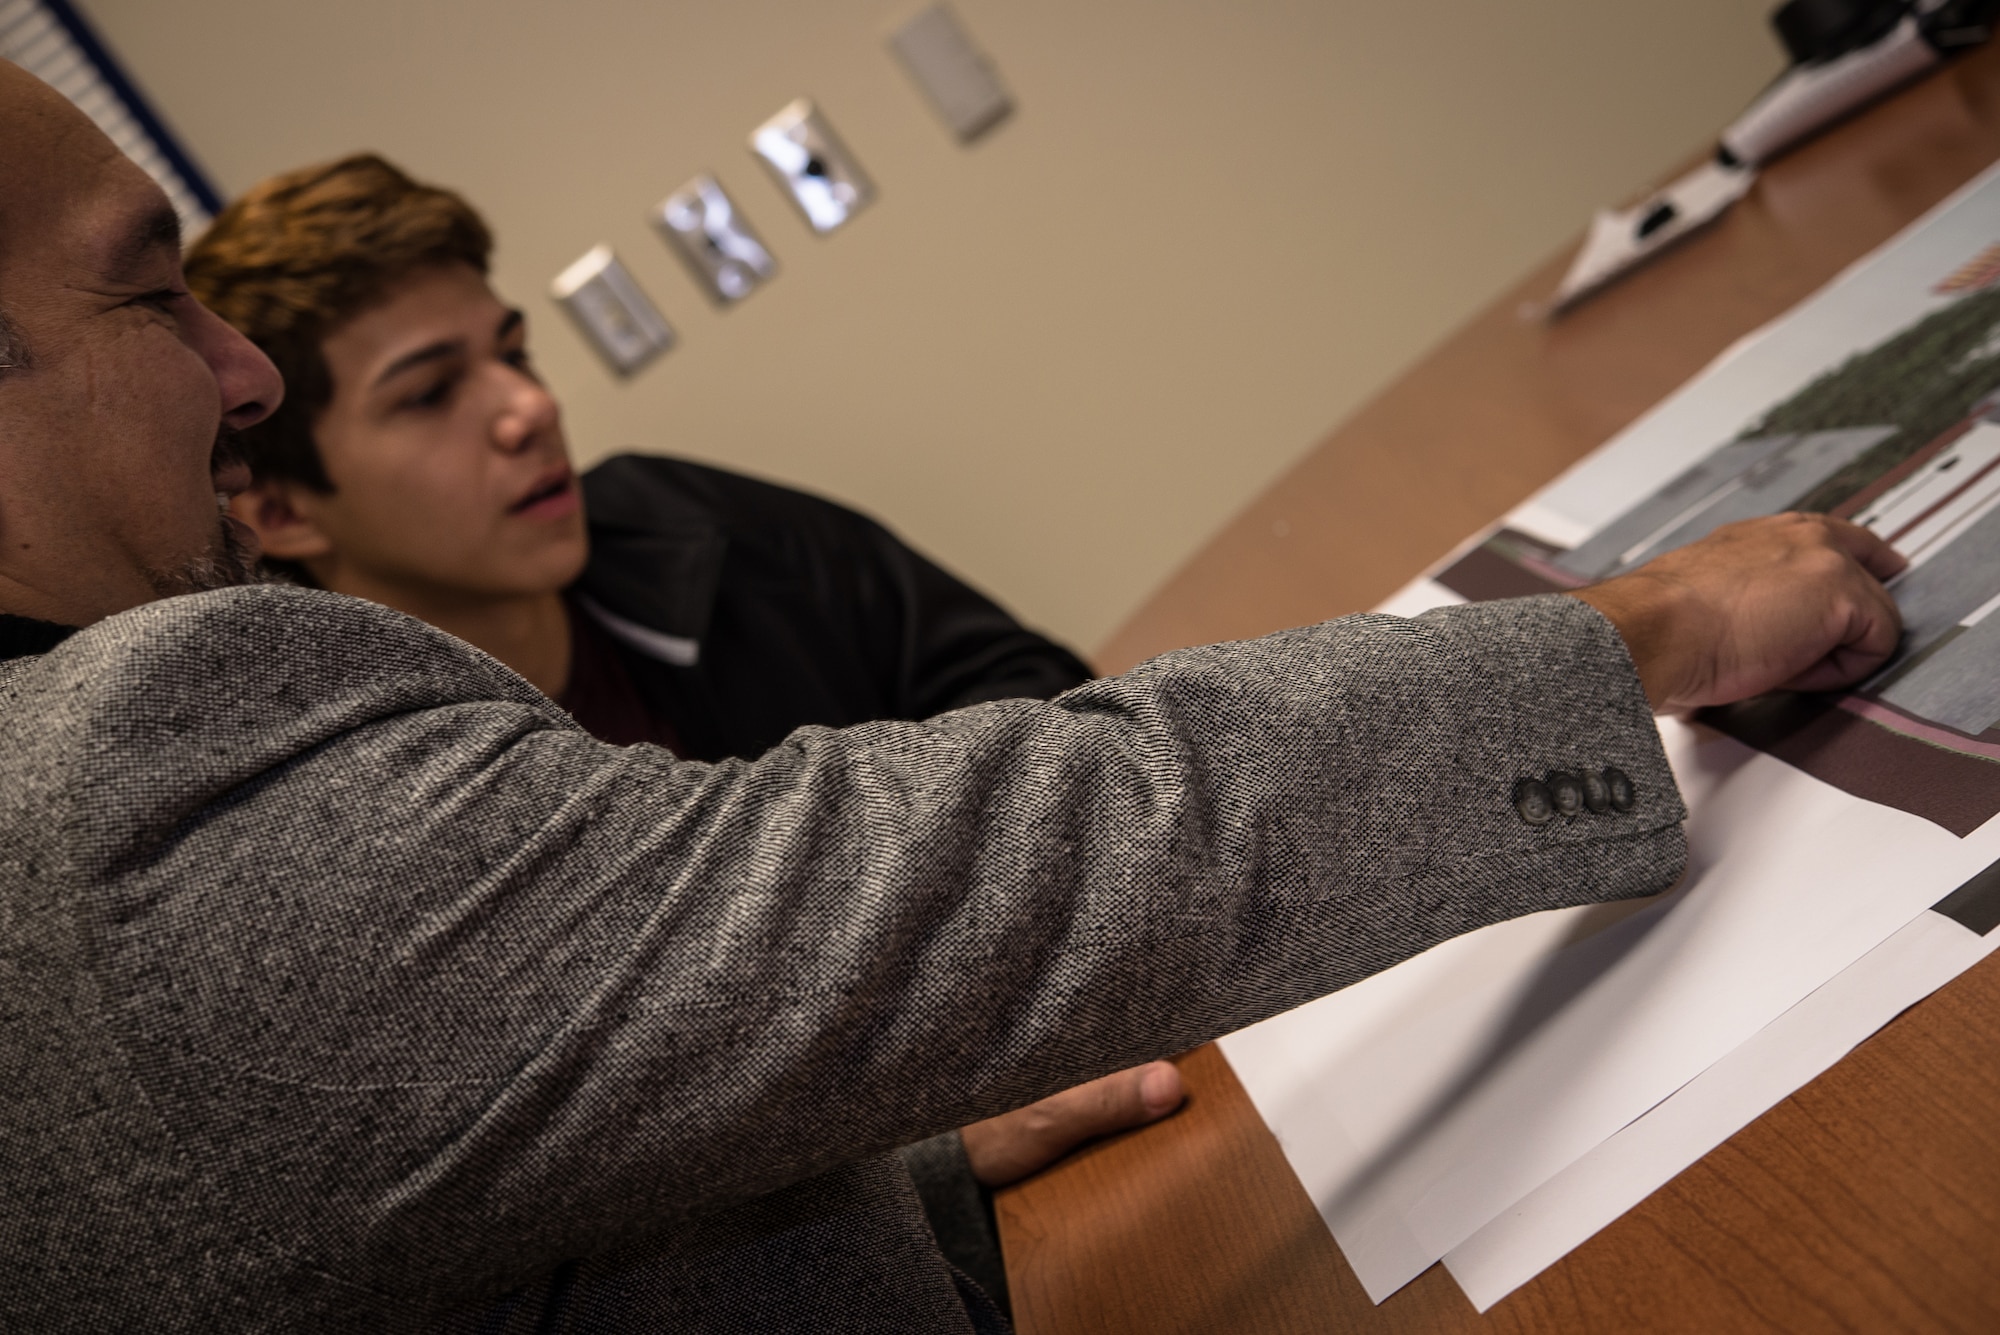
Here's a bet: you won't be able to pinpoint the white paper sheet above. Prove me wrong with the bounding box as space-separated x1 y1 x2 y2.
1551 160 1755 312
1221 713 2000 1301
1443 906 2000 1309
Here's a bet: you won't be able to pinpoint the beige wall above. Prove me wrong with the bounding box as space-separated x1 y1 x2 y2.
84 0 1781 653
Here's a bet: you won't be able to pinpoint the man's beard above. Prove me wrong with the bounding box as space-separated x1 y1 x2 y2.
141 427 266 598
143 515 260 598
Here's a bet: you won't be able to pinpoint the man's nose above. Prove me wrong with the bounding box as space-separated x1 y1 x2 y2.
493 370 559 454
194 300 283 429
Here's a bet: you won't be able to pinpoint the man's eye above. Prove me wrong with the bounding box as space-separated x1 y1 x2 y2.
404 377 456 410
135 288 187 312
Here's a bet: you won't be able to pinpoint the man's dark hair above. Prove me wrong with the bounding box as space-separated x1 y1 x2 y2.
183 153 492 496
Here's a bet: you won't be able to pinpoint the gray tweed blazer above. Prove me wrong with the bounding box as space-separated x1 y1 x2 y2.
0 585 1685 1332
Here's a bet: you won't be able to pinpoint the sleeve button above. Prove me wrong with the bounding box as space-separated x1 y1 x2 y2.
1548 771 1585 817
1603 766 1636 812
1581 769 1611 813
1514 778 1555 825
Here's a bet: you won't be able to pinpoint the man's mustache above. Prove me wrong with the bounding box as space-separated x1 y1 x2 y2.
210 424 246 480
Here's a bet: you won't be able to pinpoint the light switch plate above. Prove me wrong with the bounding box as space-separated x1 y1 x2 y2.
550 245 674 377
891 5 1012 141
751 99 875 234
654 175 776 305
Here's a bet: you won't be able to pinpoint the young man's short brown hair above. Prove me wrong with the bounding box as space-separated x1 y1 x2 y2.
184 153 492 493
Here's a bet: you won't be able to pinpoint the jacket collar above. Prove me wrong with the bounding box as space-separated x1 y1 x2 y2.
0 614 77 663
574 462 728 648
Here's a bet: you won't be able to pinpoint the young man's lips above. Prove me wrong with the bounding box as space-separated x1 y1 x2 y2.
511 472 580 519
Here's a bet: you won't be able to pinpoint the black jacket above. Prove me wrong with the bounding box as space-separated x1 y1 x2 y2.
573 453 1093 762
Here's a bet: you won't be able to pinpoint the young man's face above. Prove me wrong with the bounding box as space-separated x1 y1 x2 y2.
0 64 282 625
247 262 589 607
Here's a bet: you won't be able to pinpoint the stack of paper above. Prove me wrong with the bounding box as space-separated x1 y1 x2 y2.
1220 158 2000 1311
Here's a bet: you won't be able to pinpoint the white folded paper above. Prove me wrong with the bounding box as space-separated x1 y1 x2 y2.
1550 16 1943 312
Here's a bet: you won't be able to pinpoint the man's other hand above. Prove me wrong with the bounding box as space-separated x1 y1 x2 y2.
959 1062 1185 1188
1571 513 1907 713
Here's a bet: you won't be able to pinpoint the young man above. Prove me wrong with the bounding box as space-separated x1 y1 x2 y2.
0 61 1909 1334
182 153 1185 1307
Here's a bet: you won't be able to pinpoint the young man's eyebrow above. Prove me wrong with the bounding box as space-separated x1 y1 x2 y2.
373 338 465 388
374 310 524 388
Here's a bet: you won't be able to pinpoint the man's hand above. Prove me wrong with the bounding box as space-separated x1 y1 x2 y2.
1570 513 1907 713
959 1062 1185 1188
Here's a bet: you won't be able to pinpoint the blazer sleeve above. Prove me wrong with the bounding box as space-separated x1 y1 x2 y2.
50 584 1685 1301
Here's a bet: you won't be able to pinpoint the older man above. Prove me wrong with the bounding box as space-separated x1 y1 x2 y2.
0 61 1906 1335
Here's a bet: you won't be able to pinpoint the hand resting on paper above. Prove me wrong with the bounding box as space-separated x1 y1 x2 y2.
1569 512 1906 714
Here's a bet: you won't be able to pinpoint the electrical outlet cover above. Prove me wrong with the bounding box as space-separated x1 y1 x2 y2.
751 99 876 234
550 245 674 377
891 5 1012 141
655 175 776 305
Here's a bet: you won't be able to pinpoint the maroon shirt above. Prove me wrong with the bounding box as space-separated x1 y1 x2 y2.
557 597 685 754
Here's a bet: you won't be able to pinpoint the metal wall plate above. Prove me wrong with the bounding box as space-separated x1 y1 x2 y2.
750 99 876 234
654 175 776 305
550 245 675 377
890 5 1012 142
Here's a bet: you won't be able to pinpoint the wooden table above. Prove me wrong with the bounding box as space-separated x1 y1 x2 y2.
997 41 2000 1335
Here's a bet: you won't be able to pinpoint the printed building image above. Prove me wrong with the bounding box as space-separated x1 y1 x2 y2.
1554 398 2000 738
1855 406 2000 734
1556 427 1895 581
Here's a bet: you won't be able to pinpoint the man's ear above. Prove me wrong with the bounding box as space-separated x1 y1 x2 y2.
230 480 333 563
